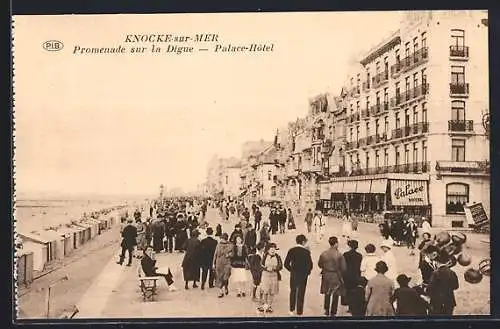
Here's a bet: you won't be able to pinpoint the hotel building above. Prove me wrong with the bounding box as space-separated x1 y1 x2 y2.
319 10 489 228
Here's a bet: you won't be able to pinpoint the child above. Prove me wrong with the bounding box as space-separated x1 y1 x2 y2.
248 242 265 303
349 276 368 316
391 274 429 316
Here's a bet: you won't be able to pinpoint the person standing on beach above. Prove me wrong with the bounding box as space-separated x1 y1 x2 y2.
304 209 313 233
199 227 218 289
151 218 165 253
117 219 137 266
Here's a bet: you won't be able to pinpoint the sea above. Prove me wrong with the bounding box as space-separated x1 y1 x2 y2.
14 194 151 233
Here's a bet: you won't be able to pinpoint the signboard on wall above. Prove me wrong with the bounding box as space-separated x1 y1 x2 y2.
464 202 489 231
390 180 429 206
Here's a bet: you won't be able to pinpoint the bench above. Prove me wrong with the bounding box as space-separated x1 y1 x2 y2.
137 266 162 301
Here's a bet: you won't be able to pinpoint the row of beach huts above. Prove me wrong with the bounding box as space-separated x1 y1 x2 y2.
15 205 132 287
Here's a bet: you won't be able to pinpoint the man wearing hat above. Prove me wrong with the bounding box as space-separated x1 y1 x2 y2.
427 250 459 315
117 218 137 266
199 227 218 289
391 274 429 315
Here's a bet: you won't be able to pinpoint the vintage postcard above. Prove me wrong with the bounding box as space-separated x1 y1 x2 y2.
12 10 491 320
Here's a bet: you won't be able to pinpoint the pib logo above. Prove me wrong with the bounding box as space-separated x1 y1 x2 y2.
43 40 64 52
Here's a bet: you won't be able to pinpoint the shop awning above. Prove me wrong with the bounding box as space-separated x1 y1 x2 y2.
343 181 358 193
370 179 388 194
390 180 429 206
330 181 344 193
319 183 330 199
356 180 372 193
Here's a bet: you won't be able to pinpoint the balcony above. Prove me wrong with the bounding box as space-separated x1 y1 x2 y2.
349 86 361 98
366 135 374 145
390 63 401 78
436 160 489 174
450 83 469 97
349 162 430 176
392 122 429 140
450 45 469 60
400 47 429 73
358 138 367 148
345 141 359 151
374 133 389 144
399 83 429 106
370 103 383 116
361 108 370 119
448 120 474 132
390 95 401 109
372 70 389 89
347 112 360 124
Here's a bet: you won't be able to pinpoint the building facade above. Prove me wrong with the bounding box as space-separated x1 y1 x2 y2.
205 10 489 228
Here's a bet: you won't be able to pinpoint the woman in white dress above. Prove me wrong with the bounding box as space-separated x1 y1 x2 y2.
379 240 398 285
312 211 325 243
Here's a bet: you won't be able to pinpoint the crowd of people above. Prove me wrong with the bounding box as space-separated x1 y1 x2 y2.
114 196 478 317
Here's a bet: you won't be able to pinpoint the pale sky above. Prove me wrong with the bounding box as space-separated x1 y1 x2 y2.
13 11 402 196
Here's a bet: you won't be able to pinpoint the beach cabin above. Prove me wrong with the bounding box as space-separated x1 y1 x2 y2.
70 224 86 249
75 223 92 245
57 226 78 256
43 230 65 261
16 249 34 286
83 219 100 238
18 232 54 272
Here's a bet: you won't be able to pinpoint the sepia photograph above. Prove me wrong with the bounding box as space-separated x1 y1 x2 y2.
12 10 491 320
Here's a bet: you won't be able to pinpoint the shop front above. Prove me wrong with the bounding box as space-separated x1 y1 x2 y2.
388 179 431 224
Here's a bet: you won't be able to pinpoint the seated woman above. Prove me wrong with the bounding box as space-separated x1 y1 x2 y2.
141 246 177 291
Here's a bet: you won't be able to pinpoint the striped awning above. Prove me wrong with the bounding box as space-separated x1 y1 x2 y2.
356 180 372 193
330 181 344 193
370 179 388 194
343 181 358 193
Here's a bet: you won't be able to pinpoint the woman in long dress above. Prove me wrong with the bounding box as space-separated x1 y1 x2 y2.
181 229 201 289
230 236 249 297
213 233 234 298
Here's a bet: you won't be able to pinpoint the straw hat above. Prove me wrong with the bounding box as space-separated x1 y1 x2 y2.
380 240 392 249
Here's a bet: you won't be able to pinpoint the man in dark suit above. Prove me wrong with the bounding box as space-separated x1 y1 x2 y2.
117 219 137 266
199 227 218 289
284 234 313 316
427 250 459 315
254 206 262 231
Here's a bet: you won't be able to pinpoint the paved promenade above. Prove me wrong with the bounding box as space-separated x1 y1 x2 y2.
75 208 490 318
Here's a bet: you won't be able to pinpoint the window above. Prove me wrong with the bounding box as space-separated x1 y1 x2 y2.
422 102 428 123
405 42 410 58
405 109 410 127
271 186 277 197
446 183 469 214
384 57 389 77
366 122 370 137
384 116 389 134
350 127 354 142
375 150 380 168
451 139 466 161
421 32 427 48
356 101 360 112
395 82 401 101
375 119 380 136
395 49 400 64
384 148 389 166
376 91 380 107
413 73 419 89
356 125 360 141
422 140 427 163
357 74 361 88
350 103 354 115
365 152 370 170
404 144 410 164
421 69 427 86
384 88 389 104
405 77 410 93
413 142 418 163
268 171 272 181
452 100 466 121
395 147 401 166
413 37 419 55
451 66 465 85
356 153 360 167
367 71 371 88
413 106 419 124
451 29 465 47
376 61 380 74
366 97 370 111
395 112 401 129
